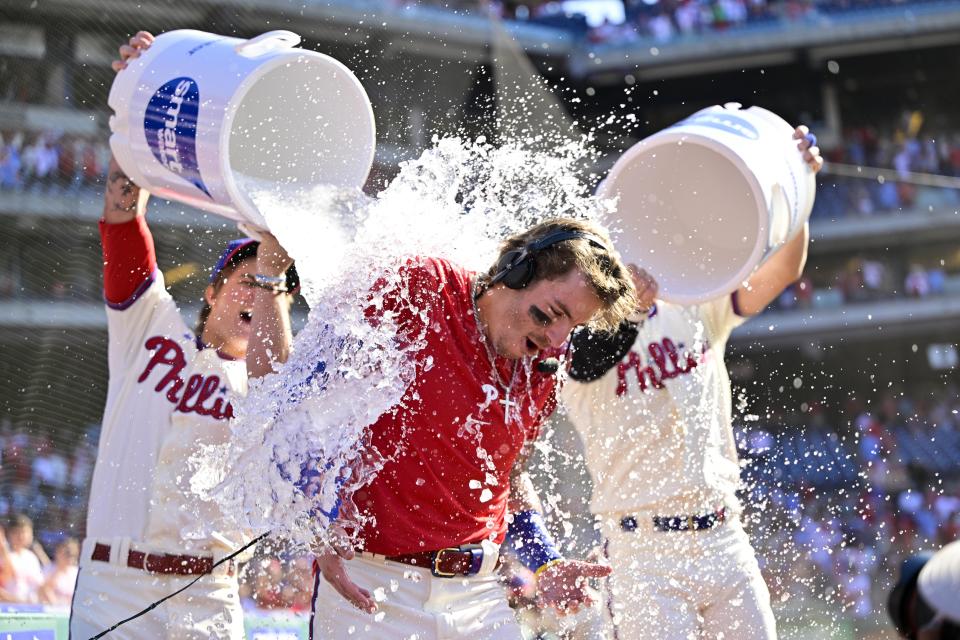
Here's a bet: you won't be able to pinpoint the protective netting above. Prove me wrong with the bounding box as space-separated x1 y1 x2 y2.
0 2 958 637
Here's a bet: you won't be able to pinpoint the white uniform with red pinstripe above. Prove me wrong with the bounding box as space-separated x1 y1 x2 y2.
562 295 777 640
70 218 246 640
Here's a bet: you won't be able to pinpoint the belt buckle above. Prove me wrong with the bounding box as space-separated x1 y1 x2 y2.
431 548 460 578
687 515 696 532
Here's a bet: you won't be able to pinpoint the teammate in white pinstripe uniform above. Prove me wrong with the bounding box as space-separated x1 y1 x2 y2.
71 33 297 639
562 129 823 640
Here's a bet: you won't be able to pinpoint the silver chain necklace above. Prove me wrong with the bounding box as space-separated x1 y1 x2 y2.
471 277 521 422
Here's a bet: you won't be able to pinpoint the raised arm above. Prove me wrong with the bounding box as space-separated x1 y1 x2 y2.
102 158 148 224
101 32 157 306
102 31 154 225
734 222 809 317
245 233 294 379
100 161 156 308
734 126 823 317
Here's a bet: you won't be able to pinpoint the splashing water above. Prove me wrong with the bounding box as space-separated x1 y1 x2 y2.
190 135 615 551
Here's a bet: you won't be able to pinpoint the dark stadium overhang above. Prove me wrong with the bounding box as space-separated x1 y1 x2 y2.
572 1 960 83
731 294 960 348
20 0 960 84
9 0 576 62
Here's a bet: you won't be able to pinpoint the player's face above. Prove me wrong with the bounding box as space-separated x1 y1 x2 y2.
204 259 257 358
487 269 602 359
8 525 32 549
56 542 78 566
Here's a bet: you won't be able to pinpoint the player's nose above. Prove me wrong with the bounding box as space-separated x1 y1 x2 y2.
239 284 256 303
545 322 571 349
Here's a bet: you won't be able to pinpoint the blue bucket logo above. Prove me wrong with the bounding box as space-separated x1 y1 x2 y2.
679 112 759 141
144 77 212 198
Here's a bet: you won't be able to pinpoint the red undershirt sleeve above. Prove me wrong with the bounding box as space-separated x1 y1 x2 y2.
99 216 158 309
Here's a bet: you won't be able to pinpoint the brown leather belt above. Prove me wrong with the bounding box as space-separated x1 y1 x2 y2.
385 544 499 578
91 542 229 576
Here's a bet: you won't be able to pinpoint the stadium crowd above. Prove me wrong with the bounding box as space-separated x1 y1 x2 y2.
813 121 960 219
0 129 110 193
5 113 960 220
390 0 959 41
0 515 79 607
772 254 958 311
740 385 960 628
0 420 94 549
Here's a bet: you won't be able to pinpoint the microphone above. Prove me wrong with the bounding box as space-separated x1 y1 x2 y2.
537 357 560 375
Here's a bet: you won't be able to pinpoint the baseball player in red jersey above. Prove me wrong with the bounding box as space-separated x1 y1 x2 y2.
247 219 639 638
562 130 823 639
69 33 298 639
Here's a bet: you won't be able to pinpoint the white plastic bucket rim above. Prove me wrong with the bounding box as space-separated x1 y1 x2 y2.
599 129 770 306
218 48 377 228
107 29 376 230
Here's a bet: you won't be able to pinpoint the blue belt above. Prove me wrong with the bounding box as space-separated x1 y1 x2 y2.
621 508 726 533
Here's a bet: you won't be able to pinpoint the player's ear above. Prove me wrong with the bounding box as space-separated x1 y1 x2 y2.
204 284 217 306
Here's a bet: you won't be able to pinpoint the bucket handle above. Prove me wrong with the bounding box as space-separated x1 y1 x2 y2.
235 30 302 58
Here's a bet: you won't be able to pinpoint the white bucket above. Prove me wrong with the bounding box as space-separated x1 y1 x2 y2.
598 103 815 305
108 29 376 229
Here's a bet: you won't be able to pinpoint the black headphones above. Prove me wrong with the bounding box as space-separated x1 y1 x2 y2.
487 229 609 291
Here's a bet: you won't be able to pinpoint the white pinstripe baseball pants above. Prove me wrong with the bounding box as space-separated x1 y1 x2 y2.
573 515 777 640
309 553 522 640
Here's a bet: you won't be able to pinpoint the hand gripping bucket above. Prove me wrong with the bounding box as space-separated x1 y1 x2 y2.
598 103 816 305
108 29 376 230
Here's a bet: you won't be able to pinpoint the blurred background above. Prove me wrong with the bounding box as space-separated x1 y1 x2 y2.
0 0 959 638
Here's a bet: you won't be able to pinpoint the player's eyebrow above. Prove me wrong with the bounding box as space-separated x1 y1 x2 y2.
554 300 572 320
529 305 552 326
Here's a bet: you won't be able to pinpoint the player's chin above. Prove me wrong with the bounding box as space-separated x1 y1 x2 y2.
230 337 251 360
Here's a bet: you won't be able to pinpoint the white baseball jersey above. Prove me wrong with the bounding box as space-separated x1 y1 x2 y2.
2 548 44 602
562 296 746 516
86 270 248 553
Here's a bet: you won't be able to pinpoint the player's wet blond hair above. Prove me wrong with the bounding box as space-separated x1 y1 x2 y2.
483 218 637 332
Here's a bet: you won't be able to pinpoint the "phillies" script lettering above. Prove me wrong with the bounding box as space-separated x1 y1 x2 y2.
616 337 708 396
137 336 234 420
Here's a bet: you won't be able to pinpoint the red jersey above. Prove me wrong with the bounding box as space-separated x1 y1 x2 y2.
355 257 559 556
